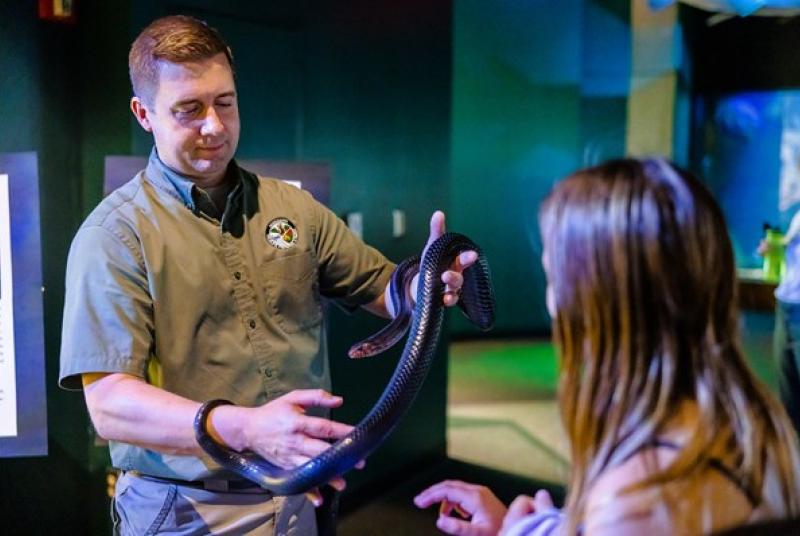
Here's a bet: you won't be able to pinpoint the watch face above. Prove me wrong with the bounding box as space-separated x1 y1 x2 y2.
266 218 298 250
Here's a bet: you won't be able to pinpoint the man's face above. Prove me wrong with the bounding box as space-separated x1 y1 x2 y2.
131 53 240 184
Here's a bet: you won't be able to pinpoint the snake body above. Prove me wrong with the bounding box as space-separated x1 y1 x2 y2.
348 255 421 359
196 232 495 495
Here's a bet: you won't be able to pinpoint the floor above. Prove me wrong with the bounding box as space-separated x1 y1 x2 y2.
445 339 568 485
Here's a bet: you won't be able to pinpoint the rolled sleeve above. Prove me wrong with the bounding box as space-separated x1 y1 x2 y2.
311 199 395 311
59 224 154 390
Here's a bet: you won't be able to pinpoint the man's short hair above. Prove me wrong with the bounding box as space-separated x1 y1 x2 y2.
129 15 234 106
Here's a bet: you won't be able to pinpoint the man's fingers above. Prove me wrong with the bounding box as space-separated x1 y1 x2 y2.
426 210 446 248
295 415 353 440
282 389 344 409
442 251 477 275
306 488 323 507
441 271 464 288
439 250 478 307
355 459 366 470
291 436 344 463
328 476 347 492
459 250 478 268
442 271 464 307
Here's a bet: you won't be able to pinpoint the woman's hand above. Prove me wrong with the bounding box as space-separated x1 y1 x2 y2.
414 480 507 535
500 489 555 535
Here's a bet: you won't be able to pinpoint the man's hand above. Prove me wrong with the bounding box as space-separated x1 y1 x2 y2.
209 389 359 505
414 479 508 536
420 211 478 307
369 210 478 318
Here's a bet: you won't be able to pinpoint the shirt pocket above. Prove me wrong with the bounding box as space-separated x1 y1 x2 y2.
261 250 322 333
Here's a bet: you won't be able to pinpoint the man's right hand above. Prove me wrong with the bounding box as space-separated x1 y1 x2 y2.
214 389 351 467
83 375 356 505
208 388 357 505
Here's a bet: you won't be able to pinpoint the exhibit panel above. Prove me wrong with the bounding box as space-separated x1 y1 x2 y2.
0 151 47 457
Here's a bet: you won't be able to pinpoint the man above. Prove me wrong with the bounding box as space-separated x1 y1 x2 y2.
58 15 474 535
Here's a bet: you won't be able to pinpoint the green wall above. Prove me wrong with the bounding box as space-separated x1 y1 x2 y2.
450 0 631 335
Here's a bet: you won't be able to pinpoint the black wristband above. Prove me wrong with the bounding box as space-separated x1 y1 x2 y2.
194 399 234 447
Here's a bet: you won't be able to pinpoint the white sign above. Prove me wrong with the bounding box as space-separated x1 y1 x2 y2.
0 173 17 437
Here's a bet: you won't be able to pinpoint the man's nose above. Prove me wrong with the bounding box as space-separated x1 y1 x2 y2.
200 106 225 136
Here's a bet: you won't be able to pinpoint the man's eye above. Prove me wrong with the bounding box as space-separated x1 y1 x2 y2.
175 106 200 117
216 100 233 108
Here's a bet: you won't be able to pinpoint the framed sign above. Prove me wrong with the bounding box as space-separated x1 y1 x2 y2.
0 152 47 457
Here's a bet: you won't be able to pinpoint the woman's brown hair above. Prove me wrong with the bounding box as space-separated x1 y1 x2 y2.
539 158 800 533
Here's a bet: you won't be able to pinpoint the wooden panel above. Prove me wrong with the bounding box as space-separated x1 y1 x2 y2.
739 278 777 311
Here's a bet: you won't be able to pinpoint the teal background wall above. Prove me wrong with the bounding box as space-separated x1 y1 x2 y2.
450 0 631 335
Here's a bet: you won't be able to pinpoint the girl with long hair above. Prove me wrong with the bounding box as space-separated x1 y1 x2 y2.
415 158 800 535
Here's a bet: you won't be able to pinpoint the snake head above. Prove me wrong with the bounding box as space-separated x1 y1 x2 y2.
348 341 383 359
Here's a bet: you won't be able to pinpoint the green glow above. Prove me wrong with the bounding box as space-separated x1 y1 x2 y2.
450 333 781 399
449 341 559 400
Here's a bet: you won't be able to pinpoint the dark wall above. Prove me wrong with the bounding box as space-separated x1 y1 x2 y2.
682 6 800 93
0 2 108 534
0 0 452 532
302 1 453 495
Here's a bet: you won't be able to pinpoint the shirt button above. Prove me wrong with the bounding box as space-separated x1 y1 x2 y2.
249 319 256 329
265 368 273 378
234 271 242 280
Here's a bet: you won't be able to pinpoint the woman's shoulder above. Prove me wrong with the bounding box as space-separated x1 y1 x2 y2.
583 445 753 535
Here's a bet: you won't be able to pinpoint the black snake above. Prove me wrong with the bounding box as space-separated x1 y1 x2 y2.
195 232 495 495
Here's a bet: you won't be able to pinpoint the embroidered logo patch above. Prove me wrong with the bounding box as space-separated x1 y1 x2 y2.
266 218 298 249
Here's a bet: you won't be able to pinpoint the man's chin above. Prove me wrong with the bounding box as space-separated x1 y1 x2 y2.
191 158 230 177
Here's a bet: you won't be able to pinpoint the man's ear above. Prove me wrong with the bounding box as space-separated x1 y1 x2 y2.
130 96 153 132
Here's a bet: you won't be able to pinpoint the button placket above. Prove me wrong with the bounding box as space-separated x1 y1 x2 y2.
220 232 274 398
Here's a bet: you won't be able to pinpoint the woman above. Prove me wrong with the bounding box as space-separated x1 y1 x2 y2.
415 158 800 535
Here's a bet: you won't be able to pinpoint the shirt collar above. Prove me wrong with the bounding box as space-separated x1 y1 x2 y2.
145 147 260 237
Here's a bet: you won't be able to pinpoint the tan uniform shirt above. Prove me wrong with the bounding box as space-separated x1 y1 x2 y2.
59 149 394 481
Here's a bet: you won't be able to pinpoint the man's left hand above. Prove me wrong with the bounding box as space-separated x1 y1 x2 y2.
423 210 477 307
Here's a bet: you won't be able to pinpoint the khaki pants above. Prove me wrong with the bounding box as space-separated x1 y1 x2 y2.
112 472 316 535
